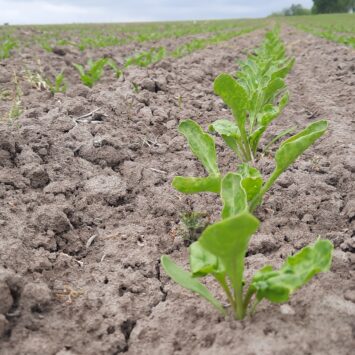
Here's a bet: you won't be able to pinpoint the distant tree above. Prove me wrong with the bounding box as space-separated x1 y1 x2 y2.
312 0 355 13
285 4 311 15
270 3 311 16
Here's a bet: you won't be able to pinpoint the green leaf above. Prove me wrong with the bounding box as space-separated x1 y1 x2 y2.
199 212 259 293
161 255 225 314
274 120 328 177
238 164 263 203
199 212 259 264
249 92 289 154
189 241 225 278
213 73 248 125
178 120 219 175
73 63 85 77
264 126 296 154
221 173 247 219
251 239 333 303
208 119 239 137
172 175 221 194
260 92 289 126
209 119 241 154
263 78 285 103
250 120 328 210
271 58 295 81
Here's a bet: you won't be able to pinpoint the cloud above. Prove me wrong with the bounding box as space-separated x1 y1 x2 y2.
0 0 314 25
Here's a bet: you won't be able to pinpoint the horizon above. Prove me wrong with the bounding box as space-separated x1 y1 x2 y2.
0 0 313 25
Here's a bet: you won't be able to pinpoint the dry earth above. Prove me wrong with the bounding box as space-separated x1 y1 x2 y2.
0 26 354 355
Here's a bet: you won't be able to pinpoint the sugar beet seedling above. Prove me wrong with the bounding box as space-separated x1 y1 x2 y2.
161 28 333 320
73 58 122 88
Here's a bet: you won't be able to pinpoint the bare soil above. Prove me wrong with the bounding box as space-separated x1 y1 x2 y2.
0 27 354 355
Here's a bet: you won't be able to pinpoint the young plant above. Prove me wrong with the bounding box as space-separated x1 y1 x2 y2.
4 74 22 124
46 72 67 94
171 39 205 58
24 68 67 94
0 38 17 60
209 28 295 163
162 185 333 319
124 47 166 68
39 39 53 52
161 29 333 320
73 58 121 87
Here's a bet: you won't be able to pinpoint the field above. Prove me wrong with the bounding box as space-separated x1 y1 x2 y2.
0 14 354 355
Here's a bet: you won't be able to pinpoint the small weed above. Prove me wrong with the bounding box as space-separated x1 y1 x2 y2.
0 89 11 100
25 70 48 91
132 82 140 93
3 74 23 124
178 211 210 246
46 72 67 95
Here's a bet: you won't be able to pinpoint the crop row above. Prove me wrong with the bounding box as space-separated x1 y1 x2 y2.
0 25 259 123
285 13 355 34
0 19 264 57
292 23 355 48
71 27 258 88
284 14 355 48
0 24 259 109
161 27 333 320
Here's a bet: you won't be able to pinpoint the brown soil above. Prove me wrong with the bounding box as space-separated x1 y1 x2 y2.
0 27 354 355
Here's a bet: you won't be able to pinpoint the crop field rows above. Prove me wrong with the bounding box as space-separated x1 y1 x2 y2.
284 13 355 47
0 20 262 118
0 15 354 355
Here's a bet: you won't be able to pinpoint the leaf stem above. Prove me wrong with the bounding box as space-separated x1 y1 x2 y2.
243 285 256 312
233 258 246 320
249 168 279 211
215 275 235 310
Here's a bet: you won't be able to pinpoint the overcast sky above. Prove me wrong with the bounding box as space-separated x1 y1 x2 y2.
0 0 314 25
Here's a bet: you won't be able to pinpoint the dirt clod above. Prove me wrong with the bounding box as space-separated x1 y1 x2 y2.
0 26 354 355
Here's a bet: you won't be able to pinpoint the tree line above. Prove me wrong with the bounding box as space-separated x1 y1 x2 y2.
272 0 355 16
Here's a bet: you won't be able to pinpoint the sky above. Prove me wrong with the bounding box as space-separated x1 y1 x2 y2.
0 0 314 25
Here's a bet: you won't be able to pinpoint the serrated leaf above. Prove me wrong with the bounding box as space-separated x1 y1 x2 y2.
251 239 333 303
178 120 219 176
172 175 221 194
221 173 247 219
161 255 225 315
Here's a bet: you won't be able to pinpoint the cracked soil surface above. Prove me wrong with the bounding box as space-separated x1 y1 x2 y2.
0 26 354 355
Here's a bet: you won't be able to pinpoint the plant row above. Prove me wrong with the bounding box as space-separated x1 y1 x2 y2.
73 26 258 88
292 23 355 48
1 26 258 92
0 19 263 57
161 27 333 320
